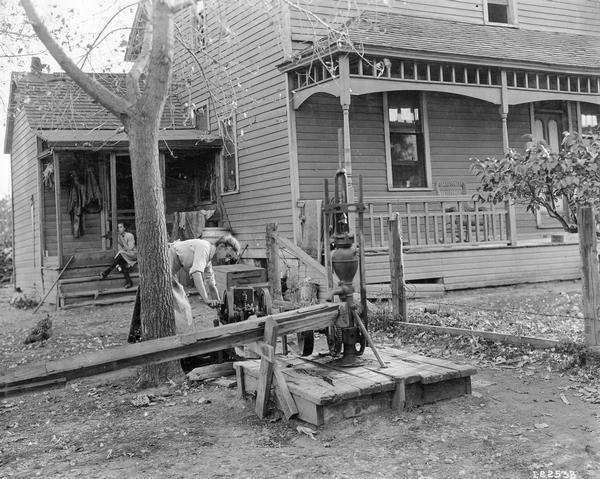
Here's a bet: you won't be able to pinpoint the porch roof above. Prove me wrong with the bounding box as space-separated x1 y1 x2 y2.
36 129 222 150
281 11 600 74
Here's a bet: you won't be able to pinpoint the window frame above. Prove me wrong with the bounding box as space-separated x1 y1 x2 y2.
383 91 432 192
483 0 518 27
219 114 239 195
193 102 210 132
191 3 206 51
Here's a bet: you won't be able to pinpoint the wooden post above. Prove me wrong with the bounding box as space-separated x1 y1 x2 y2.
53 152 63 267
388 214 407 322
255 318 279 418
266 223 282 300
578 206 600 346
505 200 518 246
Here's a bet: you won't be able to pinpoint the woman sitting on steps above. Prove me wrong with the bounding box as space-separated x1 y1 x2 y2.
100 222 137 288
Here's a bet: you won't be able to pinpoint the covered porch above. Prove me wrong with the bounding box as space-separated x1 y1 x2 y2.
280 12 600 295
36 129 225 306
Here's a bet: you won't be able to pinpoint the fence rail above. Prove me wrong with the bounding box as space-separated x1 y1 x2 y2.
365 197 512 250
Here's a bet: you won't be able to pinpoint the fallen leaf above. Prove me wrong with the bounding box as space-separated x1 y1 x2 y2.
296 426 317 440
131 395 150 407
560 394 570 405
534 423 549 429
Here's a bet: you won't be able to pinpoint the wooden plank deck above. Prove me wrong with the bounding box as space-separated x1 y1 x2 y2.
234 346 476 426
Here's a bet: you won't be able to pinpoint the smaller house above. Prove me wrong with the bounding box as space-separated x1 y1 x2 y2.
4 61 228 307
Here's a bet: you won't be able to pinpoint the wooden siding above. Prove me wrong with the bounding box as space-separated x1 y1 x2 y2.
10 111 44 296
296 90 546 240
365 242 581 292
172 4 293 258
287 0 600 51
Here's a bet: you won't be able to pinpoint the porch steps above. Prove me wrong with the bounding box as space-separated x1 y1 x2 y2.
58 271 139 308
61 294 138 310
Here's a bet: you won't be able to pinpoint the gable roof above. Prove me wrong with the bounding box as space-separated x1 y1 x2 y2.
284 11 600 74
4 71 191 153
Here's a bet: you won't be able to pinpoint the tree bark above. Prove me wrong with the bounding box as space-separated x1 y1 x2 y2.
125 1 180 386
21 0 183 386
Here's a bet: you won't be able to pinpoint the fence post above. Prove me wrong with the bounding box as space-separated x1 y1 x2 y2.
577 206 600 347
388 214 407 322
505 200 518 246
266 223 282 300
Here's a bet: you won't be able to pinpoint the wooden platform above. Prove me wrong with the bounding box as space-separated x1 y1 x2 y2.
234 346 476 426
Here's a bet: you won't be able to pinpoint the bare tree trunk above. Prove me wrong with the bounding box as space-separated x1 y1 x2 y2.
128 116 180 385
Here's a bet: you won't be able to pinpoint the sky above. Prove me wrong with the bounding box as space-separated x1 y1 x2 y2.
0 0 137 198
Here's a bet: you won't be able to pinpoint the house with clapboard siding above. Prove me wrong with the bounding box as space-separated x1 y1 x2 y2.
7 0 600 306
167 0 599 297
4 69 224 306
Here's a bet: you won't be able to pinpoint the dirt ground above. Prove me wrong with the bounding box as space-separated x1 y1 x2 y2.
1 281 600 479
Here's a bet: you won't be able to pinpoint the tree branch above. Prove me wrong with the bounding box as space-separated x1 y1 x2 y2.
20 0 131 120
137 0 173 118
127 0 152 102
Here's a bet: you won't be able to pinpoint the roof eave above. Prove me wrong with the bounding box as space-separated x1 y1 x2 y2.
279 43 600 76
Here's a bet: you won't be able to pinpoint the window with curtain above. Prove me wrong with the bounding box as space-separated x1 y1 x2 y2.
386 92 428 189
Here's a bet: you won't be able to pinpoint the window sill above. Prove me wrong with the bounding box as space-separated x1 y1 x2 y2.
483 21 519 28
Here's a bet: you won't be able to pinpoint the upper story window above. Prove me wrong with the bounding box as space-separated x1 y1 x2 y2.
484 0 517 25
193 103 209 131
190 2 206 50
220 115 239 194
384 92 431 190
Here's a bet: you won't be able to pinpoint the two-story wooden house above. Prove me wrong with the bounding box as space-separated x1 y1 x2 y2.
170 0 600 296
6 1 600 306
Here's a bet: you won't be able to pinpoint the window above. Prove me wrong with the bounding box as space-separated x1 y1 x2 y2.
220 116 238 194
484 0 517 25
384 92 430 190
193 103 209 131
190 2 206 50
580 103 600 138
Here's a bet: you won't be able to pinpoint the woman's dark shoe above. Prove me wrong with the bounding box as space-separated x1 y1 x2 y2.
123 281 133 289
99 272 107 279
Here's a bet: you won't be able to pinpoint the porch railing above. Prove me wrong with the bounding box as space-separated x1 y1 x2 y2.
364 197 515 250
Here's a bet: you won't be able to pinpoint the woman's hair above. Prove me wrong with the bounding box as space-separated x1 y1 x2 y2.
216 234 241 255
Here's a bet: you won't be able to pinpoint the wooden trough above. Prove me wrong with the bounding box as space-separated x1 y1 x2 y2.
235 346 476 426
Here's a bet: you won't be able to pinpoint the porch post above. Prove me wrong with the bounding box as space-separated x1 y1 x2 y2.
338 55 353 186
110 152 118 251
500 71 517 245
500 70 510 153
53 151 63 267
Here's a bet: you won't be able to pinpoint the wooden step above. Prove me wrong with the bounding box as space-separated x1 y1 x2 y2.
61 295 137 309
59 274 139 295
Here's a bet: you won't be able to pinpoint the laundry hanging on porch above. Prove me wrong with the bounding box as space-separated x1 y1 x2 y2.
67 168 103 238
83 167 102 214
169 210 215 241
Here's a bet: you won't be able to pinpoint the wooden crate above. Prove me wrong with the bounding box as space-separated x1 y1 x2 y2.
213 264 267 294
234 347 476 426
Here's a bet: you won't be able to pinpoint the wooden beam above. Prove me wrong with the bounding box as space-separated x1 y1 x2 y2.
397 322 561 349
272 231 326 274
0 303 340 397
255 318 279 418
